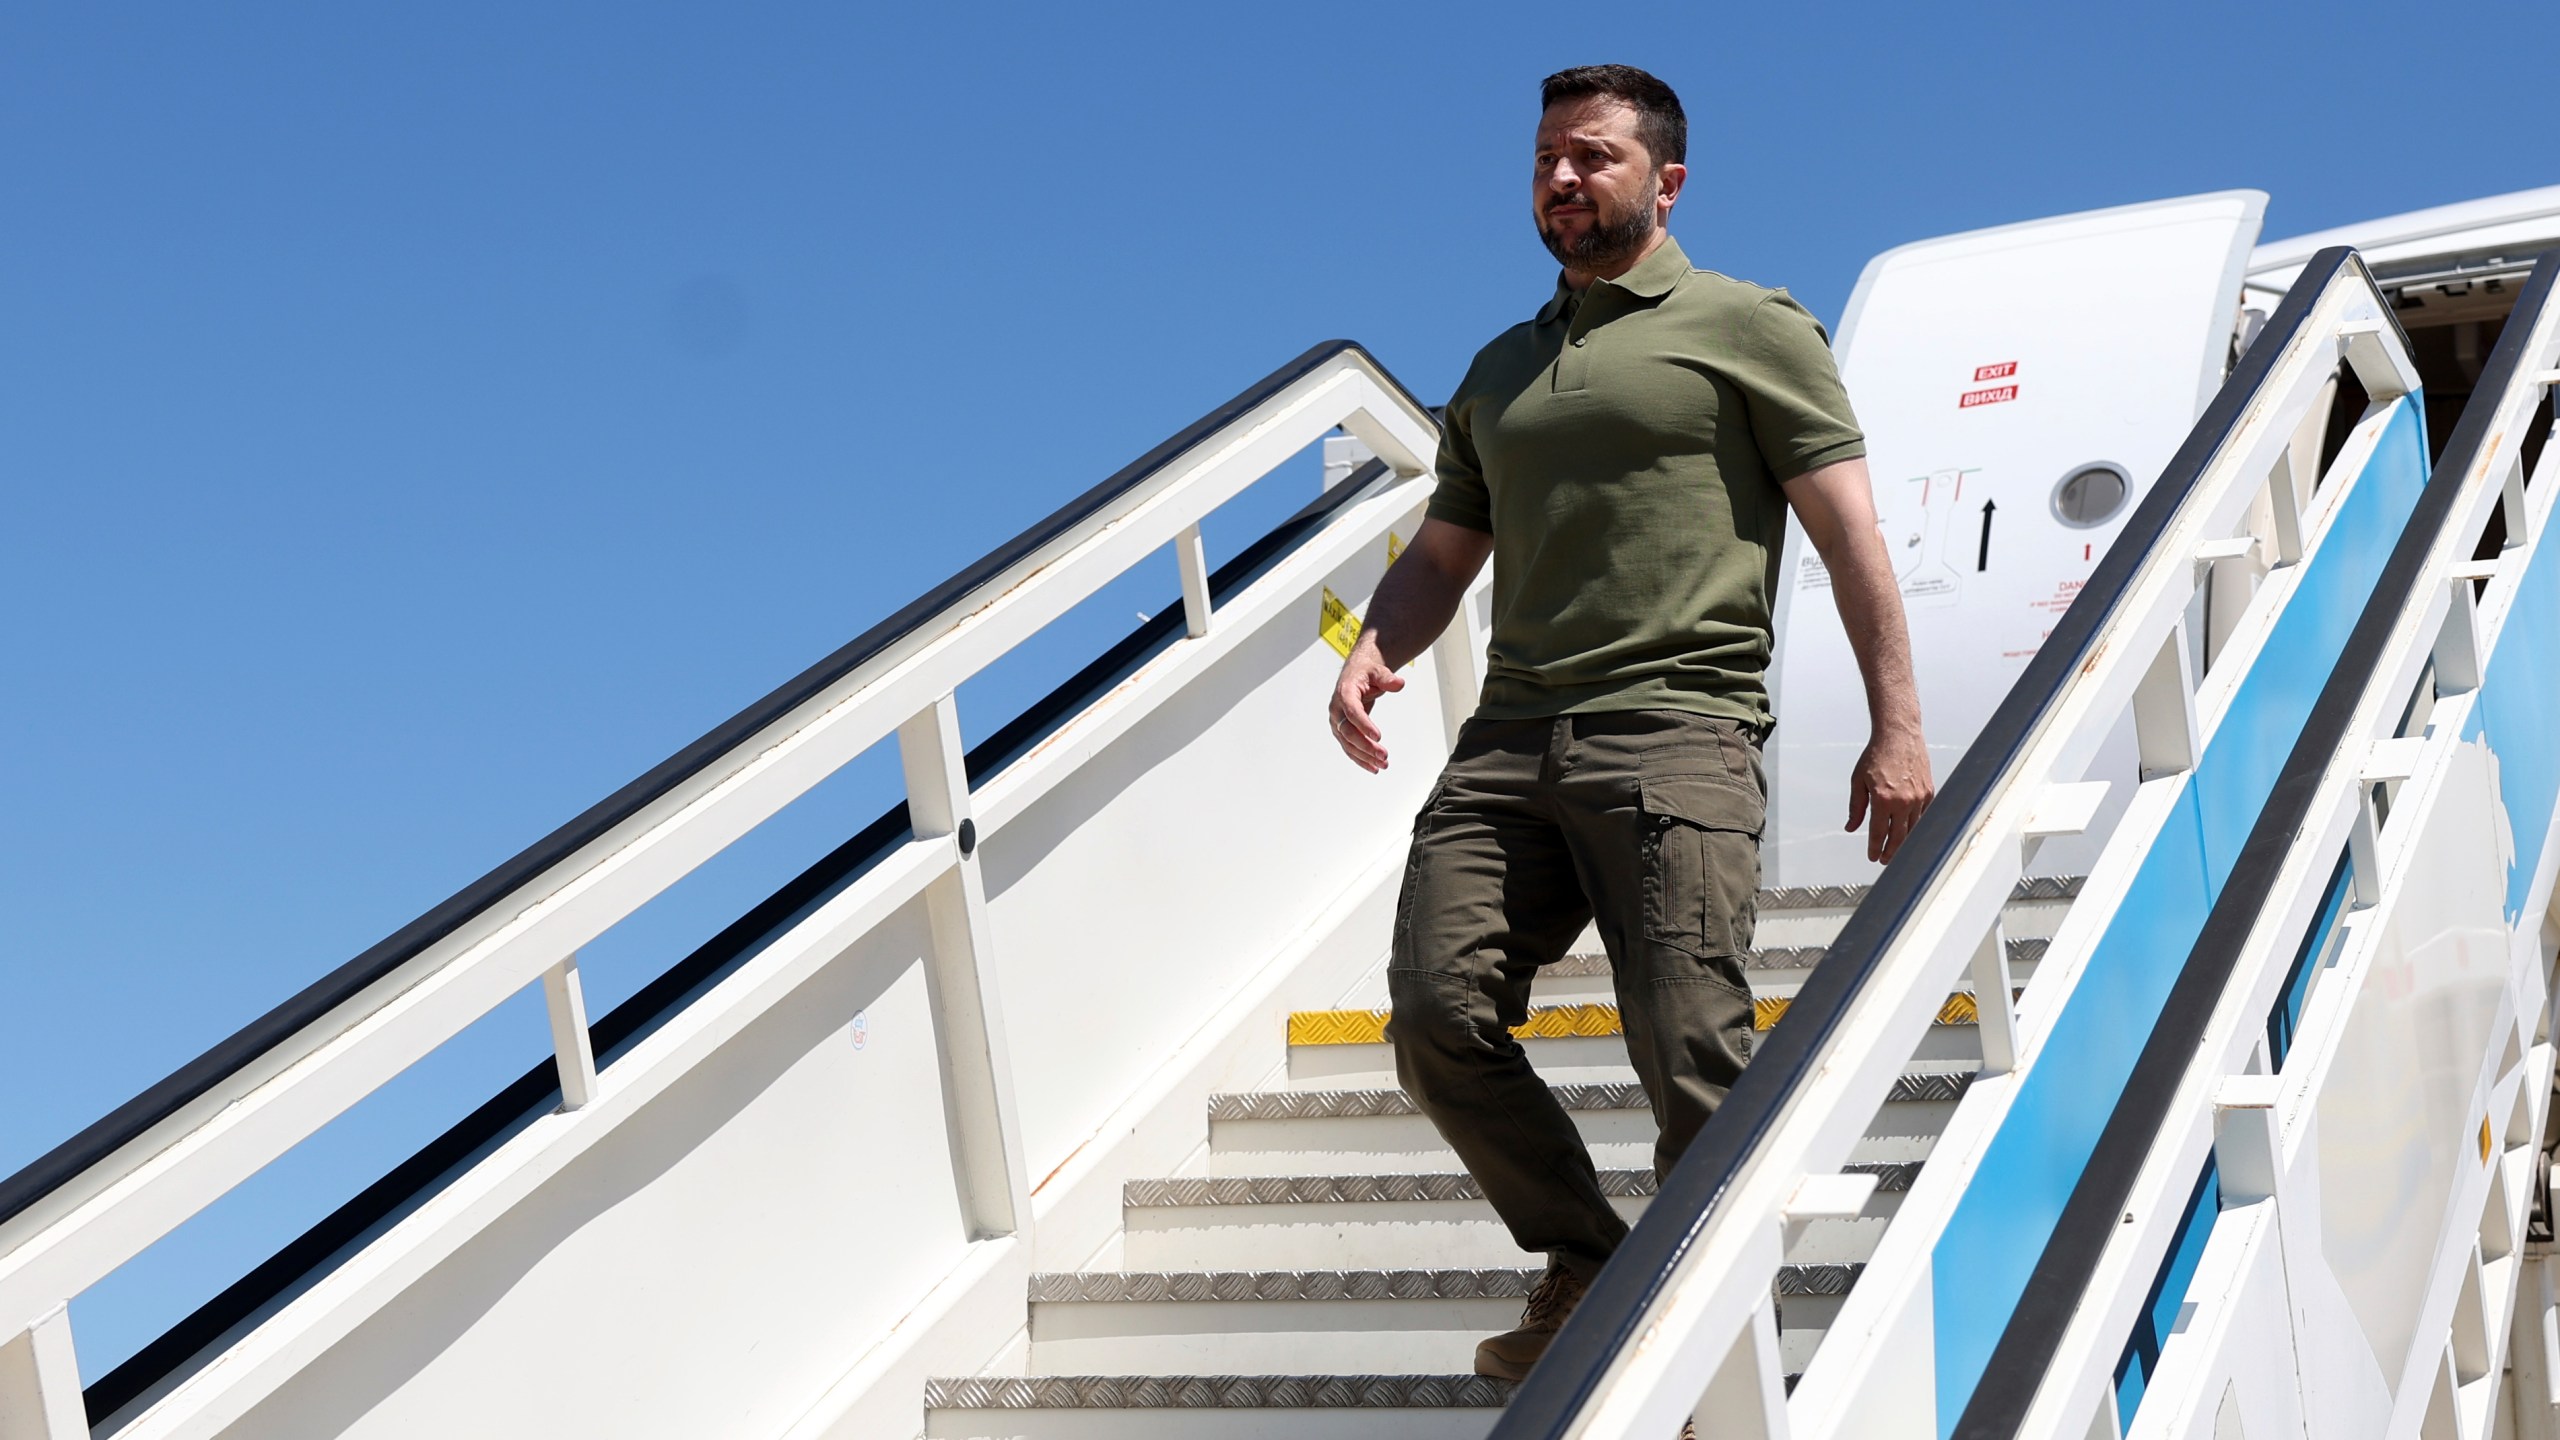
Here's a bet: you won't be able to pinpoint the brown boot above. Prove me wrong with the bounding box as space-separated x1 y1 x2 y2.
1474 1261 1590 1380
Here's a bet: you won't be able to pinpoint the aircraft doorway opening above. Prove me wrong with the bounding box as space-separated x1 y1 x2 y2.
2382 252 2553 478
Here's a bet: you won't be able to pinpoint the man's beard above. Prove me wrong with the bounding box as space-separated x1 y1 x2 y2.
1538 183 1660 271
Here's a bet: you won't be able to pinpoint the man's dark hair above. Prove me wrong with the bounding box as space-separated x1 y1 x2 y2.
1539 64 1685 169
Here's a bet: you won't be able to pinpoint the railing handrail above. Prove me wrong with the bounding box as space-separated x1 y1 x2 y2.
1951 248 2560 1439
0 340 1432 1238
78 459 1413 1426
1490 247 2379 1440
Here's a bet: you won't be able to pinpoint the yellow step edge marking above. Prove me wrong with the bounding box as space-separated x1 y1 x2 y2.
1287 993 1980 1046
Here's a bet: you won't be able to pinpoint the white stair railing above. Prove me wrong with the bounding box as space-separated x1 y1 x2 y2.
0 341 1444 1437
1492 247 2426 1440
1990 251 2560 1440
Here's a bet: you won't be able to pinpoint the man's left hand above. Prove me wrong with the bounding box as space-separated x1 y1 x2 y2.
1847 723 1934 864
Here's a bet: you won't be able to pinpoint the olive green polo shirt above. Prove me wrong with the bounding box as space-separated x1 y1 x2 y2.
1428 234 1864 728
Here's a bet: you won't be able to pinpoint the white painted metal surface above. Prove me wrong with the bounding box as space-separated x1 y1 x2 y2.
0 345 1467 1439
1771 191 2266 889
2246 184 2560 303
2092 257 2560 1440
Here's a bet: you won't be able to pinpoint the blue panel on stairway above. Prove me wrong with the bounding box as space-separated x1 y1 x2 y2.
2266 854 2352 1067
2192 400 2429 875
2466 512 2560 926
1931 784 2210 1427
2111 1159 2221 1431
1928 398 2430 1437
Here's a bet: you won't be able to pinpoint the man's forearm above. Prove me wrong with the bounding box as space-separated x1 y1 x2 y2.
1783 458 1923 736
1354 518 1493 670
1822 533 1923 733
1361 555 1471 670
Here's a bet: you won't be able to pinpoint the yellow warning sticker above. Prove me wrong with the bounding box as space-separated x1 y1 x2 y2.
1320 586 1363 659
2481 1116 2494 1163
1387 531 1405 565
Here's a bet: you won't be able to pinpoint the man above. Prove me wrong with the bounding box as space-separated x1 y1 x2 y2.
1325 64 1933 1383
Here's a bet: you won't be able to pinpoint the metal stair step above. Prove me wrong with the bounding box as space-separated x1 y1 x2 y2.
1205 1072 1970 1177
1318 874 2077 1012
1522 937 2048 1002
1020 1264 1863 1377
1283 997 1986 1087
922 1373 1512 1439
1120 1165 1913 1271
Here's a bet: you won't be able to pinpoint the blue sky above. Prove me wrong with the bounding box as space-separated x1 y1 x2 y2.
6 0 2555 1381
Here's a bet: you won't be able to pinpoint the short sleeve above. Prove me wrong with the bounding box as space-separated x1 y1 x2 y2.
1740 290 1866 481
1424 394 1494 534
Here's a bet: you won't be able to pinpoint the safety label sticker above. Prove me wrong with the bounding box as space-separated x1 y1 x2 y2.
1959 384 2019 409
1320 586 1363 659
1972 360 2018 382
1387 530 1404 565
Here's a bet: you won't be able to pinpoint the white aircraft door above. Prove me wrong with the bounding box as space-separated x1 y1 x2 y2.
1767 191 2267 888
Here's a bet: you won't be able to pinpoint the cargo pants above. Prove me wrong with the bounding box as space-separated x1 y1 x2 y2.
1385 709 1764 1281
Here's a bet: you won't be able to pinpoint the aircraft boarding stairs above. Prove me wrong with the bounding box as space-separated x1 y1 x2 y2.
3 231 2559 1440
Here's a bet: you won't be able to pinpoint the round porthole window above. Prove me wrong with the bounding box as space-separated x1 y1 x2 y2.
2052 463 2131 529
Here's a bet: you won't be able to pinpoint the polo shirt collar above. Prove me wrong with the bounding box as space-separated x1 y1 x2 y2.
1536 233 1692 322
1609 234 1691 299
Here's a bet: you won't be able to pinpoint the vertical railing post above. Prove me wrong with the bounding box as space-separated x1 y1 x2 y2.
1174 522 1213 639
899 693 1028 1240
1320 431 1375 490
541 952 600 1111
1969 920 2021 1075
1690 1230 1795 1440
1430 612 1481 752
2266 445 2308 566
2195 537 2260 671
0 1305 86 1440
2131 620 2201 780
2211 1076 2282 1206
2434 566 2491 696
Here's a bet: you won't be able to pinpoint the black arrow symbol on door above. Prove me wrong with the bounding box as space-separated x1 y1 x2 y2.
1976 499 1996 572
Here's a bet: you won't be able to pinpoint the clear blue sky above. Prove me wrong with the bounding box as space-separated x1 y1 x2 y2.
6 0 2554 1381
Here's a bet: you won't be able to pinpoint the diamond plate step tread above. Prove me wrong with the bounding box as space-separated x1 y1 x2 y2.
1287 994 1982 1046
1029 1269 1543 1303
1777 1261 1864 1296
922 1374 1517 1409
1755 874 2079 913
1207 1072 1970 1121
1543 935 2048 978
1123 1162 1917 1208
1028 1262 1869 1303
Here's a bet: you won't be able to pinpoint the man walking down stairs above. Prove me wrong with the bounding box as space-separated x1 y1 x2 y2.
1324 62 1933 1390
922 63 1948 1438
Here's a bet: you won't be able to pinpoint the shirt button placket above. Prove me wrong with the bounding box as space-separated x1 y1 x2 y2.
1556 313 1593 392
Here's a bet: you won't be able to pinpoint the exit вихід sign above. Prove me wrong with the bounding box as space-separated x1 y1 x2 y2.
1961 360 2019 408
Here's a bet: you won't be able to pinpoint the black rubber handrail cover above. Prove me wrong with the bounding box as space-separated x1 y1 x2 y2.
1489 247 2366 1440
0 341 1424 1233
1950 250 2560 1439
82 461 1403 1424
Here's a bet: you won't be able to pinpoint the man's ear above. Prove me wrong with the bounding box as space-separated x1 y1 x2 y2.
1656 162 1688 213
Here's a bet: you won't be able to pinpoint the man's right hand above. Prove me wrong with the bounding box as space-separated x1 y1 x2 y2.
1319 518 1493 773
1329 638 1404 773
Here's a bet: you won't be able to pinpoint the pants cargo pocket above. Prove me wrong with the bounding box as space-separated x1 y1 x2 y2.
1637 771 1765 963
1391 776 1455 966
